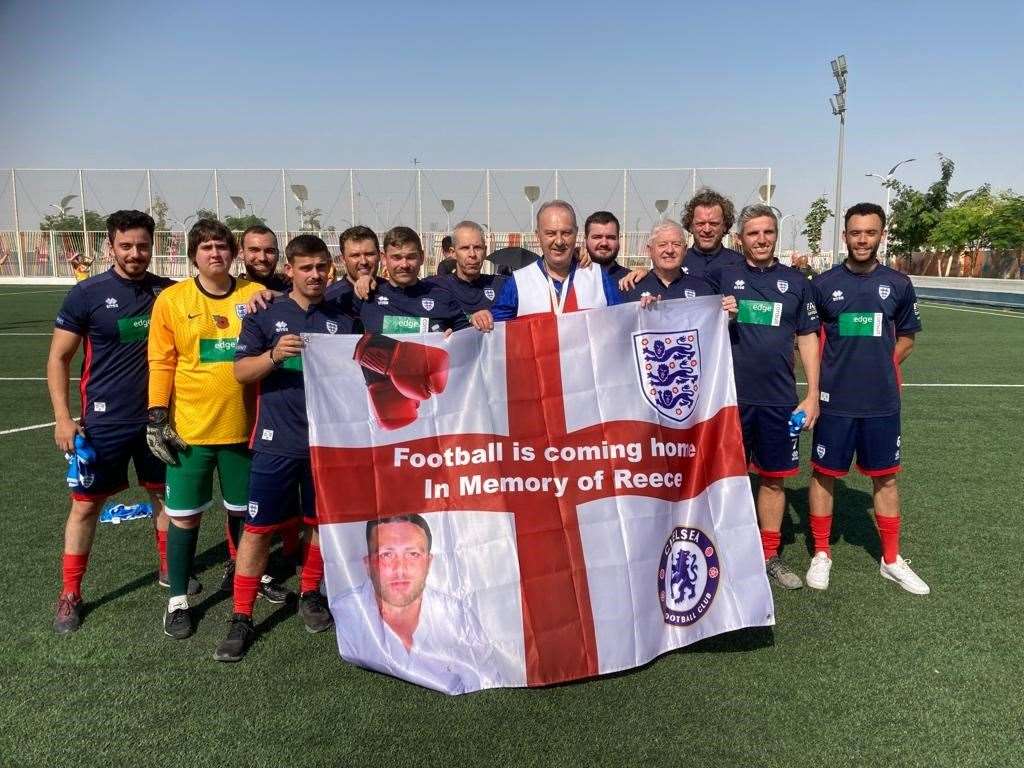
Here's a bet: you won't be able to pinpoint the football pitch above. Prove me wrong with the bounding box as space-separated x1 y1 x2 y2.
0 284 1021 768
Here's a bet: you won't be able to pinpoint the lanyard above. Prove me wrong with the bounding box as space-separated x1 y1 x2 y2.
545 268 573 315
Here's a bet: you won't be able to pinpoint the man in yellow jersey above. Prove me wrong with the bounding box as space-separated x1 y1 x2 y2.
147 219 265 639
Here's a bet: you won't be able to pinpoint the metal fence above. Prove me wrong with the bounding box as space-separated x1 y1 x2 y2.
0 167 771 278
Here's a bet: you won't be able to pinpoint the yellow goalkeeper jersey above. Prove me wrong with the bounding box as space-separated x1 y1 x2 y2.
148 276 265 444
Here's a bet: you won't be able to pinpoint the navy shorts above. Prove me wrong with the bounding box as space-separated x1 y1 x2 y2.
246 452 316 528
739 404 800 478
72 423 165 502
811 412 902 478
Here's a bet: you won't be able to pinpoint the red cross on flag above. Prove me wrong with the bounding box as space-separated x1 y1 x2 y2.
306 296 774 695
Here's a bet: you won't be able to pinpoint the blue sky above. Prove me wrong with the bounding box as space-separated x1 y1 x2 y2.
1 0 1020 241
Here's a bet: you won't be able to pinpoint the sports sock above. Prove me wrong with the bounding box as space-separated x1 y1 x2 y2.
300 543 324 594
809 514 833 556
155 529 168 573
62 552 90 596
875 513 901 565
225 515 243 560
233 574 261 617
760 529 781 561
167 523 200 598
281 518 301 560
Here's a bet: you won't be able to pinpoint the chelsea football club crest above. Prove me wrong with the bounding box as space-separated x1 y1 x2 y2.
484 288 495 301
878 284 891 299
658 526 720 626
777 280 789 293
633 330 701 423
421 298 435 311
325 320 338 334
235 304 247 319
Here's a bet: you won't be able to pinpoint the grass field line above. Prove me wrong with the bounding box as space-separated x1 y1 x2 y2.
795 381 1022 388
920 301 1024 318
0 288 69 297
0 332 52 336
0 420 59 435
0 377 78 381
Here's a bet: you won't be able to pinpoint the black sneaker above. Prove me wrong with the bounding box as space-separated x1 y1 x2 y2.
298 590 334 634
258 576 292 605
158 570 202 596
54 592 83 634
220 560 236 593
213 614 256 662
163 606 194 639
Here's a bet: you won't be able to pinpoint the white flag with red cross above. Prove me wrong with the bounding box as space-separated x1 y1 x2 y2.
305 296 774 695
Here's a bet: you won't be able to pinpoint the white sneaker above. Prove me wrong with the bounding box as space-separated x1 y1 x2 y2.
805 552 832 590
880 555 930 595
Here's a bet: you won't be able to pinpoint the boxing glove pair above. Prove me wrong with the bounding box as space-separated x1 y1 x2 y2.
354 334 450 430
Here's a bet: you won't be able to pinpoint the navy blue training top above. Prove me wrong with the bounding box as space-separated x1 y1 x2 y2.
426 273 506 315
602 260 630 282
683 245 744 279
811 262 921 417
357 280 470 334
235 296 360 458
55 268 174 427
706 260 820 407
622 270 716 303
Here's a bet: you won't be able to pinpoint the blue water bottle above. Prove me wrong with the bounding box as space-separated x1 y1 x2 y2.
100 502 153 524
788 410 807 438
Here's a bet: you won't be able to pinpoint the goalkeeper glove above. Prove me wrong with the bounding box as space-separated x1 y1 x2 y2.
146 407 188 465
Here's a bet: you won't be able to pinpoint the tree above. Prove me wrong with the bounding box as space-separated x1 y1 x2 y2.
195 208 218 221
297 207 323 231
886 154 955 261
39 210 107 231
224 213 267 231
801 195 833 259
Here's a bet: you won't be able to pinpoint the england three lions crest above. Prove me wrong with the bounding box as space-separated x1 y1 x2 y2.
633 330 701 423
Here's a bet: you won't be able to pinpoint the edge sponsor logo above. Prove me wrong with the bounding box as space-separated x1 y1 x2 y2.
658 526 720 626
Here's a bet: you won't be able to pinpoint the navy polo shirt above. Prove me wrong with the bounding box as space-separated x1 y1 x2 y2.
621 270 716 303
706 260 820 406
357 280 470 334
602 260 630 282
235 297 360 458
683 245 744 279
812 262 921 417
426 273 506 315
325 278 353 303
55 268 174 427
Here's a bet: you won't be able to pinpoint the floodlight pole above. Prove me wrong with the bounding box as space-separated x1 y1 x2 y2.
79 169 88 263
866 157 914 263
11 169 24 276
829 55 848 266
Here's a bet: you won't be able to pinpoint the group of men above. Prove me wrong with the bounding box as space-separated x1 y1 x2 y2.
46 187 928 665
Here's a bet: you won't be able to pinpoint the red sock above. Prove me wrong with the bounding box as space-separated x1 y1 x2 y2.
281 519 301 560
876 514 901 565
155 529 168 573
300 543 324 594
809 515 833 556
62 552 90 596
233 574 261 617
225 517 237 560
760 529 781 560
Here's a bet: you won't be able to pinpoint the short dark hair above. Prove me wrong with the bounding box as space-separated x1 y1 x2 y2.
382 226 423 255
441 235 453 252
844 202 886 228
339 225 380 254
365 514 432 552
584 211 620 237
187 218 237 262
284 234 329 264
106 210 155 243
240 224 277 249
682 188 736 233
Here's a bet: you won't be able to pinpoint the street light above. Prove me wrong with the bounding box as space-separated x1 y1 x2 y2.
524 185 540 225
441 199 454 231
866 157 915 263
49 194 79 218
655 199 669 218
829 54 848 265
290 184 308 229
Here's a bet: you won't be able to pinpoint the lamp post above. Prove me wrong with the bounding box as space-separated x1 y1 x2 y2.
829 54 848 266
866 157 915 263
777 213 794 260
655 199 669 219
524 186 540 226
290 184 308 230
441 199 454 232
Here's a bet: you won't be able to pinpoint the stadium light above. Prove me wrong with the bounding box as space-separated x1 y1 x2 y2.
829 54 849 266
758 185 776 205
655 199 669 217
441 199 454 231
866 157 915 263
49 194 79 217
524 185 541 224
229 195 247 213
290 184 308 229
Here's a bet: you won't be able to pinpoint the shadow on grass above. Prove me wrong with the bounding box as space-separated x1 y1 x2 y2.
787 480 880 561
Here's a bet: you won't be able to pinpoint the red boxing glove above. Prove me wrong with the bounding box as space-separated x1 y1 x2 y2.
367 379 419 430
353 333 450 402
